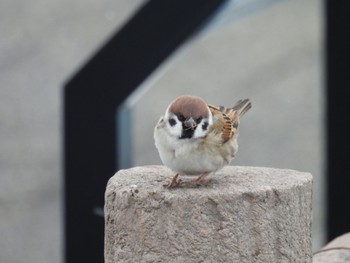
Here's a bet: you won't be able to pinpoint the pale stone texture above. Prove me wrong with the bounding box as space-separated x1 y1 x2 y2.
105 165 312 263
313 233 350 263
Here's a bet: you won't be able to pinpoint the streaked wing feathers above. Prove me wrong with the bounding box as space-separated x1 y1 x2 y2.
208 99 251 143
208 105 237 143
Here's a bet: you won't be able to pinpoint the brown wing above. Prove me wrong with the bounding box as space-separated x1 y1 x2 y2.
208 104 238 143
208 99 251 143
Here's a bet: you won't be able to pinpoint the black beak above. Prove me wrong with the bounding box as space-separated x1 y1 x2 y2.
184 117 196 129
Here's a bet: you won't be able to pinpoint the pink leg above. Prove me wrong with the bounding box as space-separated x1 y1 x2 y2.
181 172 210 187
192 172 210 185
163 174 181 189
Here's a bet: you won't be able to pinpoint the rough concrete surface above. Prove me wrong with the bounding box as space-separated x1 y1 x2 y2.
105 165 313 263
313 233 350 263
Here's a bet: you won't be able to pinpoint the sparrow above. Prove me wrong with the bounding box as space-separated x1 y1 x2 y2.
154 95 251 189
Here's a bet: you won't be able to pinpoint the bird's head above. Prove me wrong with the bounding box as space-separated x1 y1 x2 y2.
164 95 213 139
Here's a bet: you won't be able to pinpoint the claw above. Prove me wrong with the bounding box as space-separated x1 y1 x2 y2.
163 174 181 189
178 173 211 188
163 173 211 189
192 172 210 185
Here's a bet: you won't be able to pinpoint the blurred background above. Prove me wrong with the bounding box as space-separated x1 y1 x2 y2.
0 0 324 262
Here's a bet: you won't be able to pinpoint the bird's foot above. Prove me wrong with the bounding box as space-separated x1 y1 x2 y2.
183 172 211 187
195 172 210 182
163 174 182 189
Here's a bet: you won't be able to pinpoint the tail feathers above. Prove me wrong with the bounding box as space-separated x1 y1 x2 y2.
232 99 252 117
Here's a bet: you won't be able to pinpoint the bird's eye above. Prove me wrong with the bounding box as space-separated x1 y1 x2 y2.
177 114 185 121
202 121 209 130
168 118 177 127
196 117 203 124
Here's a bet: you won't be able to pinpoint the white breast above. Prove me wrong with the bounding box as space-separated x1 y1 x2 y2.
154 123 236 175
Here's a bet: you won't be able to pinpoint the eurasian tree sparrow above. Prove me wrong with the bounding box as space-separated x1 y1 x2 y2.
154 95 251 188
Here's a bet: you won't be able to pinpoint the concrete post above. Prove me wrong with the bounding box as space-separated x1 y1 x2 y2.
313 233 350 262
105 166 312 263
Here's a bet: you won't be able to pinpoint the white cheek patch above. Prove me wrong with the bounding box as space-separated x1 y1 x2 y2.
194 118 210 138
193 109 212 139
165 115 183 138
193 108 213 138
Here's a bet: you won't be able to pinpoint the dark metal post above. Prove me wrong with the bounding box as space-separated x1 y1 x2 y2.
326 0 350 240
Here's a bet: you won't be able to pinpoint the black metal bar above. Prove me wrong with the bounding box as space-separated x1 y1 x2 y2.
326 0 350 240
64 0 226 262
